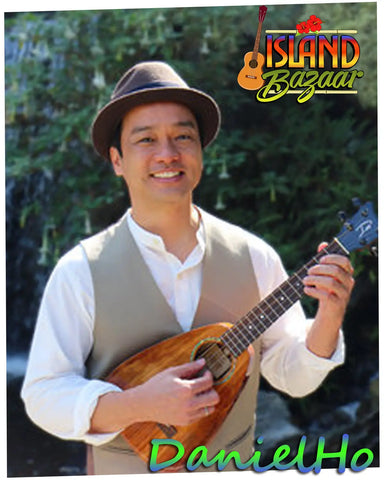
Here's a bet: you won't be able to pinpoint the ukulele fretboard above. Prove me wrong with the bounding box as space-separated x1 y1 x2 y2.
220 239 348 357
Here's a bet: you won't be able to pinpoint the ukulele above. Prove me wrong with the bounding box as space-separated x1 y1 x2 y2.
237 6 268 90
106 200 378 470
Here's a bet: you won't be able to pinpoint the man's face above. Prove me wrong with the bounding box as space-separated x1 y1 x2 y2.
110 102 203 211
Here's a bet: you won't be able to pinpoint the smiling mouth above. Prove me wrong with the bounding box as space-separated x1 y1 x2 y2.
150 171 184 179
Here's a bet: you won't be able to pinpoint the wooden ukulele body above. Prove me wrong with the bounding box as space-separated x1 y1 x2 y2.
237 6 268 90
106 322 250 470
237 51 266 90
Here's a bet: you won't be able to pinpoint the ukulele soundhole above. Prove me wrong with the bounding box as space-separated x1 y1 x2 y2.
191 338 235 385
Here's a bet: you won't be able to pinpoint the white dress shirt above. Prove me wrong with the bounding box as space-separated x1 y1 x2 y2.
21 209 344 446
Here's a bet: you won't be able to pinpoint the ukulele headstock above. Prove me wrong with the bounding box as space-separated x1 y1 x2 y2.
259 6 268 22
335 199 378 254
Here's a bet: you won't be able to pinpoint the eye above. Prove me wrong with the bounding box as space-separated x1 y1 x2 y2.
176 133 195 141
137 136 154 144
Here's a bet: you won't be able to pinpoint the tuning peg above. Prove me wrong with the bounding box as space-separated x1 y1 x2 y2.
352 197 361 208
338 211 346 222
345 221 354 231
370 246 378 257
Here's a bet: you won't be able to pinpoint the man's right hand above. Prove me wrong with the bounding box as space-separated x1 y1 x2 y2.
136 358 220 426
89 358 220 434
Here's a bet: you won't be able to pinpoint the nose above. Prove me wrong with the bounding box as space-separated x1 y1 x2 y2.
154 138 180 163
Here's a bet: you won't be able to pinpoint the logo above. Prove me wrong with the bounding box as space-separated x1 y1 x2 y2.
237 8 364 103
356 220 373 239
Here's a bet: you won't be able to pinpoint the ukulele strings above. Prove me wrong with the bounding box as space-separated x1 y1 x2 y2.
194 226 356 375
194 339 233 374
193 237 349 373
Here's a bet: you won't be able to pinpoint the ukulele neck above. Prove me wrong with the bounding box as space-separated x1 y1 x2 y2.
220 239 349 357
252 21 264 60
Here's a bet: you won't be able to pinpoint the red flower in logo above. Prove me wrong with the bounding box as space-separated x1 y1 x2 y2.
296 21 310 34
308 15 322 32
296 15 322 35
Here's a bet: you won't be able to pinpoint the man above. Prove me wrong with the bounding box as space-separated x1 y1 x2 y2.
21 61 354 474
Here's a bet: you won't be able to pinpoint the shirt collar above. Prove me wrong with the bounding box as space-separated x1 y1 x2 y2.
126 207 206 256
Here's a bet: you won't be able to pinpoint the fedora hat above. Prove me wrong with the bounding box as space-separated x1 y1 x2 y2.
91 61 221 161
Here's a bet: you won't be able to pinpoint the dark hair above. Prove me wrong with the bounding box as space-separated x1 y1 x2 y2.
110 121 122 156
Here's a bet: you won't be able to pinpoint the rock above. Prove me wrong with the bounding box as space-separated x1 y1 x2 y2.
252 373 379 471
255 390 303 451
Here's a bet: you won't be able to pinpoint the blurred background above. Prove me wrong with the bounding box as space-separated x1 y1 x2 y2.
5 2 378 476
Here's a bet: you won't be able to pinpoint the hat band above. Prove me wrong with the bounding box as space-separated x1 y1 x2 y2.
113 81 186 99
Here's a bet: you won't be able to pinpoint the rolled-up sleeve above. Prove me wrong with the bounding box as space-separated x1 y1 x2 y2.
246 233 345 397
21 245 121 445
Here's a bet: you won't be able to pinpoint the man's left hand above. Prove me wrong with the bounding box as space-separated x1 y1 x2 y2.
303 246 355 358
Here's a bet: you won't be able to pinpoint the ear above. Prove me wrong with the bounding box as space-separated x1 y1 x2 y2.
109 146 124 176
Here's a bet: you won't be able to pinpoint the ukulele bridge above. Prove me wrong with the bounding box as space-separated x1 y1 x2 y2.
157 423 177 438
191 337 235 385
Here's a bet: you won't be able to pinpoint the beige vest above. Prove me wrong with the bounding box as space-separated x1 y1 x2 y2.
81 210 262 474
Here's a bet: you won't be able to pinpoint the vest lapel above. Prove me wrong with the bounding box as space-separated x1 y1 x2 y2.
83 214 182 379
84 210 260 378
193 211 261 329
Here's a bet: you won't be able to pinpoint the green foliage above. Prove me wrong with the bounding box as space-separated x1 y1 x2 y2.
5 2 378 425
5 4 377 273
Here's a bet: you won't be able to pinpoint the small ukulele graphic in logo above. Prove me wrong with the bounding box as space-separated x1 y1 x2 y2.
237 6 268 90
296 15 323 35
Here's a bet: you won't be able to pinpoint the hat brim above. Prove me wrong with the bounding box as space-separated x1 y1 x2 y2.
91 87 221 161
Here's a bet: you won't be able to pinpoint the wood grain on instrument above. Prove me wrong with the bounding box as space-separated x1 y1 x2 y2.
106 322 250 468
